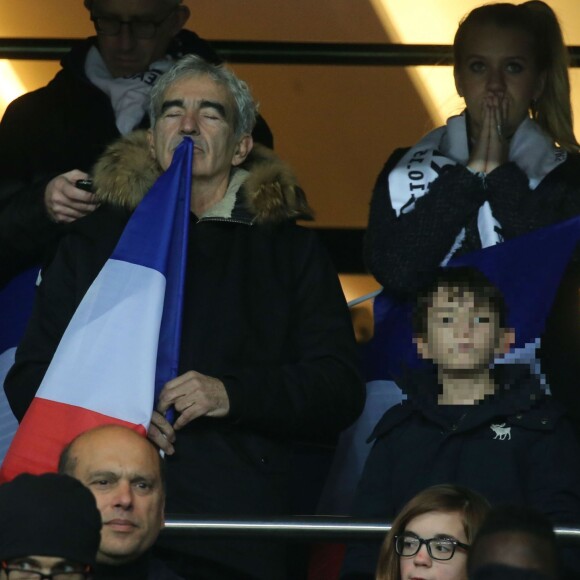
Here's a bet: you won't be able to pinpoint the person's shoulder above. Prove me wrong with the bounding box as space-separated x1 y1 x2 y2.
379 147 411 173
241 144 314 226
64 203 129 246
368 399 414 442
371 147 413 193
544 149 580 182
147 558 186 580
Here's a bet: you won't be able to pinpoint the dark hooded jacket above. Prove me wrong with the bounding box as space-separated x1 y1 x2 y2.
0 31 272 288
340 365 580 579
94 555 184 580
5 131 365 579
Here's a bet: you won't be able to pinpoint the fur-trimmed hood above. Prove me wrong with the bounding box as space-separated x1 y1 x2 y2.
91 130 313 224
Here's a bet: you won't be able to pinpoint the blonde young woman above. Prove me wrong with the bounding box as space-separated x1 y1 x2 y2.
366 1 579 297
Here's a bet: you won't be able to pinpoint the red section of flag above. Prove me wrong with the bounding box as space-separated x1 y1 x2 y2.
0 398 145 483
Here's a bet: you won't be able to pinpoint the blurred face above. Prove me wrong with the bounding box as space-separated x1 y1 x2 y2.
149 74 252 182
88 0 189 77
454 24 545 139
399 511 469 580
416 287 512 373
1 557 88 580
70 427 164 565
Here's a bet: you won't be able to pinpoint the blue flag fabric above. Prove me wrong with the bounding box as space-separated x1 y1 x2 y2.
0 267 39 463
149 139 192 417
367 215 580 382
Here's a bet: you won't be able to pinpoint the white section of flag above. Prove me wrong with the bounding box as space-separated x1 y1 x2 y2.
37 259 165 426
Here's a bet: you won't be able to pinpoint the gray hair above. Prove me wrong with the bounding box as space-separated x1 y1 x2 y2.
149 54 258 137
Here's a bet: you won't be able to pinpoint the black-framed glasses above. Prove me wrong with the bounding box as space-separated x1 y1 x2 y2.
395 533 470 561
1 561 91 580
91 8 176 39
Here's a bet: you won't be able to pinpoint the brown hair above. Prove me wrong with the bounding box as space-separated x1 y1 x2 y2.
412 267 508 341
376 485 490 580
454 1 578 152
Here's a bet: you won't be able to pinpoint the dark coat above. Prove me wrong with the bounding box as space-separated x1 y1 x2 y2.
0 31 272 288
94 555 184 580
5 133 365 579
340 366 580 579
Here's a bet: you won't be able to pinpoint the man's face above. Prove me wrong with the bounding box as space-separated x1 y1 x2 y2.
69 427 164 565
416 286 511 373
1 556 88 580
149 74 252 183
88 0 189 77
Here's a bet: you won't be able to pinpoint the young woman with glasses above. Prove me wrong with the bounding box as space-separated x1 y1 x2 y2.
376 485 489 580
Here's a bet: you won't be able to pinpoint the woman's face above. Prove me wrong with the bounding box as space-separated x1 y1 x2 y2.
399 510 469 580
454 23 545 140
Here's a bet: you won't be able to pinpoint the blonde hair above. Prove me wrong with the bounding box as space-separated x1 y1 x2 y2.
376 485 490 580
454 1 579 152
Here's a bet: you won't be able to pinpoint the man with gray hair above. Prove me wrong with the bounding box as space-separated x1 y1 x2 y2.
0 0 271 288
6 55 365 579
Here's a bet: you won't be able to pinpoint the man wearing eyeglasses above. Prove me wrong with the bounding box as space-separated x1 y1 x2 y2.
0 473 101 580
0 0 272 288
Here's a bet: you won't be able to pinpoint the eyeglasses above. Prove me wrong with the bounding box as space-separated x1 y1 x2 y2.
1 561 91 580
395 533 470 561
91 8 176 39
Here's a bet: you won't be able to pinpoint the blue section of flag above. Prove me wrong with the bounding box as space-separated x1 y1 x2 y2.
111 137 193 416
152 141 193 418
366 216 580 382
0 268 38 353
319 216 580 515
0 267 39 463
112 138 192 274
109 137 192 418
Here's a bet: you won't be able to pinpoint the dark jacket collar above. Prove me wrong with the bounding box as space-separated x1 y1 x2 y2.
94 553 184 580
370 365 561 441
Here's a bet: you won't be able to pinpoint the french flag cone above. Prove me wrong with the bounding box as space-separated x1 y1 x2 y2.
0 137 193 482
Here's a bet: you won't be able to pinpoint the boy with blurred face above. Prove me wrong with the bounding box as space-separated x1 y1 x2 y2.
412 268 514 405
342 267 580 579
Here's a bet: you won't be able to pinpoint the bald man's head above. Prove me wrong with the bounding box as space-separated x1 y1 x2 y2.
59 425 165 566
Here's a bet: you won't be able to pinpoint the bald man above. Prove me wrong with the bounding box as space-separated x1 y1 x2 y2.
59 425 182 580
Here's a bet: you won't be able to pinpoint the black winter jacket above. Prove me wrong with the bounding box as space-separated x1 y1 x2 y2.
5 133 365 579
0 31 272 288
341 366 580 579
94 555 184 580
